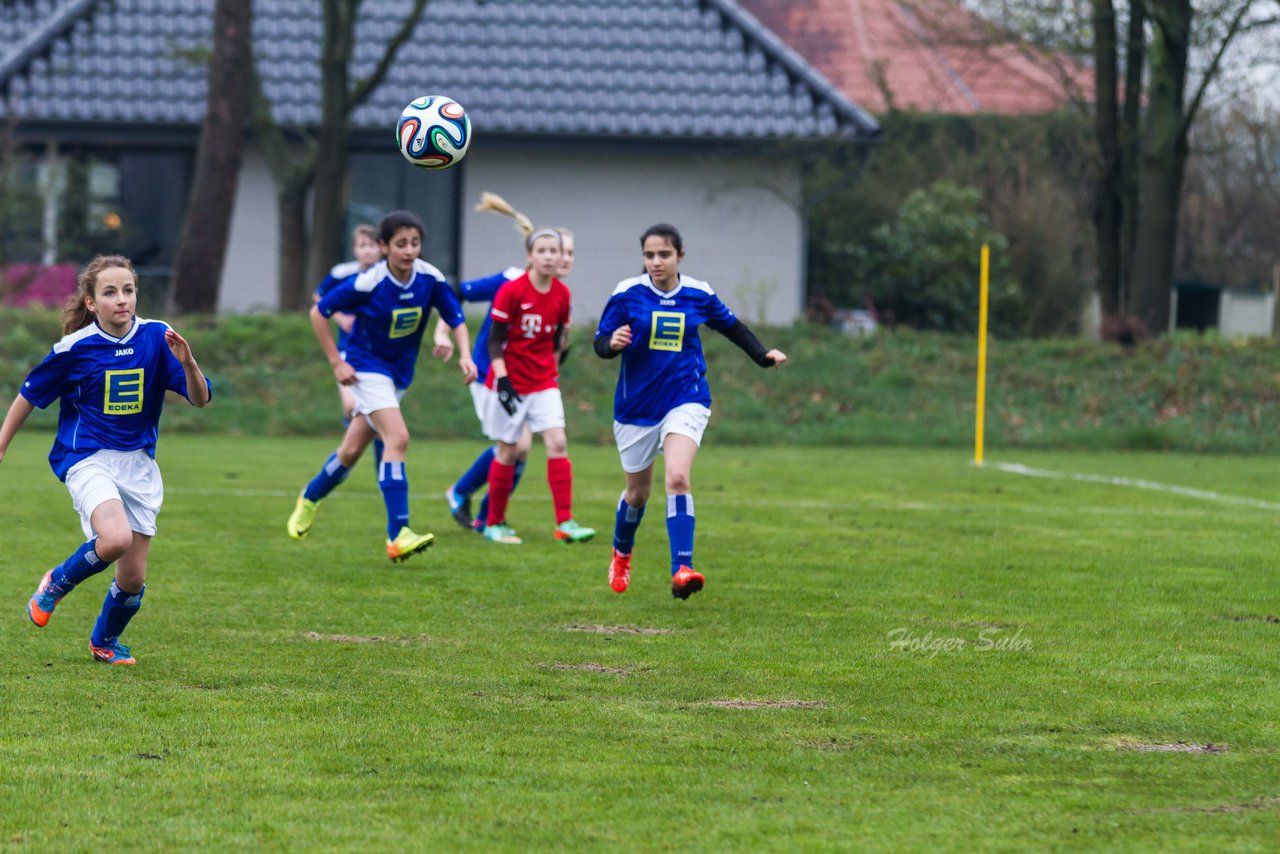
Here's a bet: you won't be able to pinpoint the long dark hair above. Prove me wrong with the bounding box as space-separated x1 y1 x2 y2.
379 210 426 243
61 255 136 335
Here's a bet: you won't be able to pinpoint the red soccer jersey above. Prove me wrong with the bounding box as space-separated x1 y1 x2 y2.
486 272 571 395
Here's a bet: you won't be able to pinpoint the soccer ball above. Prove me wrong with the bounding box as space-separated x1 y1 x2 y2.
396 95 471 170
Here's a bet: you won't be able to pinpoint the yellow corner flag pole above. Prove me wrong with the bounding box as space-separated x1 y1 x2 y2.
974 244 990 467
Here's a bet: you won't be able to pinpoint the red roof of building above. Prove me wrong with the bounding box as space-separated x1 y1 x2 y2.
738 0 1092 115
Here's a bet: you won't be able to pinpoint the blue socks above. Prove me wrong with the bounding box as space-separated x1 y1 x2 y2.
476 457 524 529
91 579 144 647
371 438 385 477
613 492 647 555
50 538 109 595
666 494 695 576
304 452 351 502
379 460 410 538
455 446 496 498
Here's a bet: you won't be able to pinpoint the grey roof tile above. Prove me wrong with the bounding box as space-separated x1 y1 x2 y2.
1 0 879 140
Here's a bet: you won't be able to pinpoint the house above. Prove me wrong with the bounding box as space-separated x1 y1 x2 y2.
0 0 880 324
736 0 1090 115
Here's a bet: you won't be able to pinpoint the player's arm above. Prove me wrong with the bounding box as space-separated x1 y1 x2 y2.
488 321 522 415
718 320 787 368
594 295 631 358
431 318 454 361
0 394 36 464
448 319 475 383
164 327 212 407
310 305 356 385
555 323 572 365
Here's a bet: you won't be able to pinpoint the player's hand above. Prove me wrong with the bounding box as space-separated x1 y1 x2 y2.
165 328 195 365
459 357 477 385
432 338 455 362
335 313 355 334
763 349 787 367
333 360 357 385
610 325 632 351
496 376 522 417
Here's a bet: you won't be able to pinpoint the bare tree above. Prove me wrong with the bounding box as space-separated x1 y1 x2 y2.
250 0 429 310
168 0 252 313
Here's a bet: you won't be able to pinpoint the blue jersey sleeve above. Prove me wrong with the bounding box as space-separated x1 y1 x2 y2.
315 273 341 300
431 282 466 328
19 348 74 409
595 293 632 340
317 279 370 317
703 292 738 333
459 270 514 304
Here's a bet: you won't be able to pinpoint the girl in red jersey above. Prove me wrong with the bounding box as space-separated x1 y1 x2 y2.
479 228 594 545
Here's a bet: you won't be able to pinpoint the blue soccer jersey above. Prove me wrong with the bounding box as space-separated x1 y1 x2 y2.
316 260 362 353
317 258 465 389
595 273 738 426
19 318 214 480
459 265 522 381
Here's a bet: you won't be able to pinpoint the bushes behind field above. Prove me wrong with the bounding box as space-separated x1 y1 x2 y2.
4 307 1280 452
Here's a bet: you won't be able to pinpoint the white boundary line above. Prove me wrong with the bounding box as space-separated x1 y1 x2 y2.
992 462 1280 512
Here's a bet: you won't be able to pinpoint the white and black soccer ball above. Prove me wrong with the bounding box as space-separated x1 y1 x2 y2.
396 95 471 170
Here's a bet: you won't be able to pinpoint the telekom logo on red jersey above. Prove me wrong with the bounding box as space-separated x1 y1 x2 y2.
520 314 543 338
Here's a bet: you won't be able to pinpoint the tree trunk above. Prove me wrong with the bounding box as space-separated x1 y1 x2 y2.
305 0 356 288
168 0 252 314
1129 0 1192 333
1119 0 1146 310
1091 0 1121 316
277 180 310 310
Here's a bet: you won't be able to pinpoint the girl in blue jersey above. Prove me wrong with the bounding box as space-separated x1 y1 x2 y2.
0 255 212 665
315 223 383 428
435 193 575 534
594 224 787 599
287 210 476 562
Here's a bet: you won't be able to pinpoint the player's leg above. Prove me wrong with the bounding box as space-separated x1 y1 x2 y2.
483 440 524 544
448 445 495 529
542 426 593 543
664 433 703 600
608 466 653 594
339 382 383 479
368 406 433 562
29 460 131 627
475 426 530 535
90 531 149 666
289 416 375 540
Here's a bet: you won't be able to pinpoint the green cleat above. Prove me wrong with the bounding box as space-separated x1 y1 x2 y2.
387 527 435 562
483 523 523 545
287 493 318 540
553 519 596 544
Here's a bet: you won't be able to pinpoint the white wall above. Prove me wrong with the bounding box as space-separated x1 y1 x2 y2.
1220 290 1275 337
219 148 280 313
459 147 804 327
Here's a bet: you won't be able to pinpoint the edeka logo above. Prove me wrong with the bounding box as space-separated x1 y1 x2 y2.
103 369 144 415
389 307 422 339
648 311 685 352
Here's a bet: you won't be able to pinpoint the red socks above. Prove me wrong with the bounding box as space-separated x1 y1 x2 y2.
547 457 573 524
486 459 516 526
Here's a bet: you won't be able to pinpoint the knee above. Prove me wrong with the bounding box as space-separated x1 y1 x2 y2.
95 529 133 562
626 485 651 507
665 472 691 495
383 429 410 455
545 438 568 458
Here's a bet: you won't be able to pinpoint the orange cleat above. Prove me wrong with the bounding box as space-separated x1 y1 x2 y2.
27 569 62 628
90 641 136 665
671 566 705 600
608 549 632 593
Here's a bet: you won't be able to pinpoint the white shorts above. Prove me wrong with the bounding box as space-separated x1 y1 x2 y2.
469 381 490 424
65 449 164 538
482 387 565 445
613 403 711 474
351 372 406 416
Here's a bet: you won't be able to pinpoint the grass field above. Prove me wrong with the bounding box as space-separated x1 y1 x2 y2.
3 434 1280 850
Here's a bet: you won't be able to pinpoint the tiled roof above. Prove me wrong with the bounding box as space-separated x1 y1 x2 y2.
737 0 1091 115
0 0 880 140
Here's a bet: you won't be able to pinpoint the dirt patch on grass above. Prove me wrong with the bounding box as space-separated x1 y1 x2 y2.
540 661 632 676
1115 740 1228 754
925 618 1013 629
1221 613 1280 623
706 699 827 709
564 623 674 636
299 632 434 646
1130 797 1280 815
802 736 865 751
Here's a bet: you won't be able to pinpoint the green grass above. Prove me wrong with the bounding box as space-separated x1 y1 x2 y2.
8 307 1280 452
3 434 1280 850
